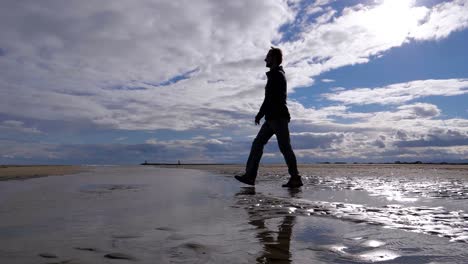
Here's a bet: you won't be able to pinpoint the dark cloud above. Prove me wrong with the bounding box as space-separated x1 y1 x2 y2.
410 104 440 118
396 130 408 140
374 139 386 148
395 129 468 147
291 132 345 149
398 103 440 119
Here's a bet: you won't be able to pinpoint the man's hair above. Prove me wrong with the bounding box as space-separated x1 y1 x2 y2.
269 46 283 65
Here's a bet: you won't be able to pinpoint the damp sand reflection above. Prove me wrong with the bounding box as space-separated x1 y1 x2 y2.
236 187 302 263
0 165 467 263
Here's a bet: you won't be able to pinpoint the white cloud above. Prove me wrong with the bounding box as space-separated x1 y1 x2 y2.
324 79 468 105
0 0 467 132
0 0 467 163
291 131 344 149
312 0 334 7
410 0 468 40
145 138 158 145
0 140 56 160
0 120 42 134
306 6 324 15
282 0 468 89
285 99 468 161
315 8 337 24
0 0 294 130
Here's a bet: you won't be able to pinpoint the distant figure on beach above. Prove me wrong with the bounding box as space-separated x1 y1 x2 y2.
235 47 303 188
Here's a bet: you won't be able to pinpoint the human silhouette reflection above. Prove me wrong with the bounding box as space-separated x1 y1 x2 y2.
236 187 302 264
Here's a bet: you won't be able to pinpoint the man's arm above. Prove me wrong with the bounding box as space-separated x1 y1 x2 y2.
256 78 274 125
255 97 267 125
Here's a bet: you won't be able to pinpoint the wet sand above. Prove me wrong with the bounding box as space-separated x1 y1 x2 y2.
1 165 468 263
0 165 85 181
158 163 468 179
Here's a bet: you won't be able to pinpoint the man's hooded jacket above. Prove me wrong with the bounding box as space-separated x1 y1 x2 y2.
256 66 291 122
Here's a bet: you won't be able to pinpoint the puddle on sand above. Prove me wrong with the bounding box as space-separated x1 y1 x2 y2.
298 171 468 203
249 166 468 245
237 191 468 243
317 244 400 263
0 166 259 264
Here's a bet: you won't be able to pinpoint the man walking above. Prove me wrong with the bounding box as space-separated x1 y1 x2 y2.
235 47 303 188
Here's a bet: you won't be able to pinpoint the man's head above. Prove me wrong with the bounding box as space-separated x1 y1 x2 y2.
265 47 283 68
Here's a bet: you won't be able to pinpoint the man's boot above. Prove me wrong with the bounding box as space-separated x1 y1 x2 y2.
282 175 303 188
234 174 256 186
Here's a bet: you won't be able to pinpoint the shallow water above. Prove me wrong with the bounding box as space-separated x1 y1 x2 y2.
0 165 467 263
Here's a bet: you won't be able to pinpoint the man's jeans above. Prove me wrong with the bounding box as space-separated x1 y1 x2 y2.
245 118 299 179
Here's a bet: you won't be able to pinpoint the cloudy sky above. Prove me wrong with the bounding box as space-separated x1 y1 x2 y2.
1 0 467 165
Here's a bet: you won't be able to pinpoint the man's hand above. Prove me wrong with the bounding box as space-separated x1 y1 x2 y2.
255 116 261 125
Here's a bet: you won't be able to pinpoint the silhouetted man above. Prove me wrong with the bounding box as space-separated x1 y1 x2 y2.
235 47 303 188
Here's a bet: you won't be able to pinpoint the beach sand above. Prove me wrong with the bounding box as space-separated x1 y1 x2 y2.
0 165 85 181
1 164 468 263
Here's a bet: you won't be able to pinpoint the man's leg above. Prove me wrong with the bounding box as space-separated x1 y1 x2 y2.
245 122 274 180
270 119 299 177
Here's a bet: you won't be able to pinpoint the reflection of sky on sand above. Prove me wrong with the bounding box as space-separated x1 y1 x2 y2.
235 166 468 263
0 166 259 263
304 173 468 203
1 165 468 263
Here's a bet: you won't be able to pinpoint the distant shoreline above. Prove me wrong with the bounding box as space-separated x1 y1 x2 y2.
141 162 468 166
141 163 468 181
0 165 86 181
